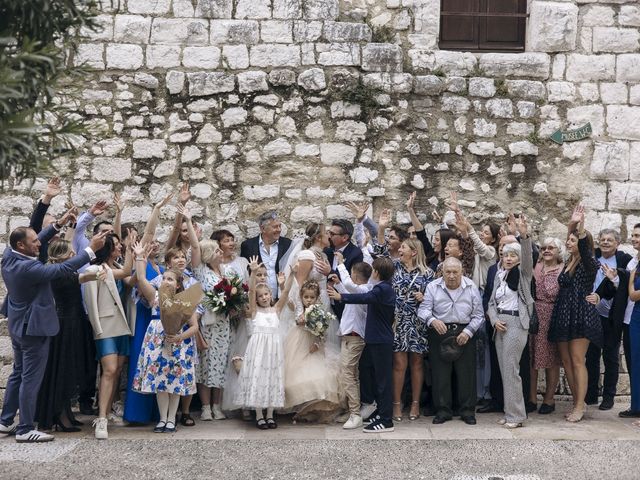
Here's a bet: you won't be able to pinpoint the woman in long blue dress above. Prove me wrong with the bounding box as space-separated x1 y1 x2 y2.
123 257 163 423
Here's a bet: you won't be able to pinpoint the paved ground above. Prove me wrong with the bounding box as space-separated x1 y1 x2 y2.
1 401 639 479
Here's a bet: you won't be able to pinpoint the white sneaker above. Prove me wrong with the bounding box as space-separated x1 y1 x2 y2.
360 402 377 420
15 430 54 443
107 413 124 425
343 414 363 430
93 417 108 440
0 421 18 437
212 404 226 420
201 405 213 421
111 400 124 417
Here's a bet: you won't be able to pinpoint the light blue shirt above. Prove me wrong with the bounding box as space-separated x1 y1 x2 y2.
259 235 280 297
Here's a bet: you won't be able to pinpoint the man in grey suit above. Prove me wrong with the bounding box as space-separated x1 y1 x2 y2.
0 224 106 443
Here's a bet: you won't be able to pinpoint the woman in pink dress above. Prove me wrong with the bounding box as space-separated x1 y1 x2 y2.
529 237 565 414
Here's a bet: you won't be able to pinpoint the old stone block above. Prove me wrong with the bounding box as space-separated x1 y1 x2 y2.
237 0 271 18
221 107 248 127
330 101 361 118
607 106 640 140
547 81 576 102
261 20 293 43
128 0 170 14
269 69 297 86
582 5 615 27
317 43 360 66
566 54 615 81
486 99 514 119
593 27 640 53
630 143 640 181
336 120 367 142
590 141 630 181
509 141 538 157
505 80 546 100
600 83 628 104
74 43 105 69
620 5 640 27
433 51 476 76
146 45 181 68
211 20 260 44
195 0 233 18
527 1 578 52
134 73 159 89
263 138 293 156
297 68 326 91
608 182 640 210
584 211 622 234
80 14 113 41
631 85 640 105
187 72 235 96
92 157 132 182
114 15 151 44
295 143 320 156
468 78 496 98
441 95 471 114
320 143 356 165
323 22 372 42
166 70 185 94
414 75 447 95
196 124 222 143
294 21 323 42
290 206 324 223
479 53 550 79
303 0 339 20
133 139 167 159
244 185 280 200
567 105 605 136
274 0 302 18
182 46 221 69
473 119 497 138
350 167 379 184
361 44 403 73
222 45 249 69
363 73 413 93
238 71 269 93
173 0 195 16
106 44 143 69
616 54 640 83
150 19 209 45
250 44 301 67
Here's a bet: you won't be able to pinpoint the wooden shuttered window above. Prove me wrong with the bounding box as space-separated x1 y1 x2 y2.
439 0 527 52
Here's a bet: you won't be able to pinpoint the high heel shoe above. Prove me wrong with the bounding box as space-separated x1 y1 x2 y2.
409 401 420 421
53 415 81 432
392 402 403 422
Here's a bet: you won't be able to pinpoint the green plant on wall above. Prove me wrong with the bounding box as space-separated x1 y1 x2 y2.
0 0 98 185
368 22 396 43
339 78 384 121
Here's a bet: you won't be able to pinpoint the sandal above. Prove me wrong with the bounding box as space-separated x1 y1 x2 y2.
153 421 166 433
392 402 403 422
256 418 268 430
180 413 195 427
409 401 420 421
163 421 176 433
266 418 277 429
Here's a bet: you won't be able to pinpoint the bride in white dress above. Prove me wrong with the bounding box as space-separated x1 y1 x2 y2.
280 223 343 422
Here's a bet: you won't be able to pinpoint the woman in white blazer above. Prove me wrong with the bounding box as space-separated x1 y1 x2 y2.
83 232 134 439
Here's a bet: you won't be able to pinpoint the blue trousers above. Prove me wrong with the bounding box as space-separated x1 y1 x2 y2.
1 334 50 434
366 343 393 423
630 315 640 412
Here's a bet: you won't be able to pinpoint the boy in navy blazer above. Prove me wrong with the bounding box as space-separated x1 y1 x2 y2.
329 257 396 433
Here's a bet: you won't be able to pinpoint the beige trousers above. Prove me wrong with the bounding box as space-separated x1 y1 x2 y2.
340 335 366 415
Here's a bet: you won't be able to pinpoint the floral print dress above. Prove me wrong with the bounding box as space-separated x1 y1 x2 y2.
193 264 231 388
392 260 434 354
133 293 197 396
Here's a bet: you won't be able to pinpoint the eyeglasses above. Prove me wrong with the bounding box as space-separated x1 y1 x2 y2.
541 245 557 251
328 231 344 237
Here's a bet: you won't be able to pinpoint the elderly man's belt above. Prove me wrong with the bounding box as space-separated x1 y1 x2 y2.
444 323 468 330
497 308 519 316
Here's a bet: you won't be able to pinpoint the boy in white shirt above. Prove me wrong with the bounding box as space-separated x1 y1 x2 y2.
330 253 373 429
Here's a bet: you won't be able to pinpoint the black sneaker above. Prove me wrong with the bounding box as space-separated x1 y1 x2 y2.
599 397 614 411
363 409 380 425
363 419 394 433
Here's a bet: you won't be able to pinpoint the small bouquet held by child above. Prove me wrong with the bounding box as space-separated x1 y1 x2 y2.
303 304 335 340
158 283 204 335
203 274 249 327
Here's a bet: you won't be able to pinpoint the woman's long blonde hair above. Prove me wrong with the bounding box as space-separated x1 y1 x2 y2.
403 238 430 274
47 239 73 264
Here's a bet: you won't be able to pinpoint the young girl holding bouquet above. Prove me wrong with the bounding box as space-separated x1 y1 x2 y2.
235 256 296 429
132 243 200 434
283 280 342 423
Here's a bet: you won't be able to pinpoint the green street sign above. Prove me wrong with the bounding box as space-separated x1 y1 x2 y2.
549 122 592 145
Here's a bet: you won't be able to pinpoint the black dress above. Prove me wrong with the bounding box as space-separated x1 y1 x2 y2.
35 273 88 429
548 237 603 347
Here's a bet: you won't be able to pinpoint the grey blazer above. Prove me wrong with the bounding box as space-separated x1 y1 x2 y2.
487 236 535 330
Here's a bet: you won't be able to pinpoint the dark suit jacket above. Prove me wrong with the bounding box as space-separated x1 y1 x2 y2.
239 235 292 276
594 248 633 339
29 200 52 263
325 242 364 319
1 225 90 338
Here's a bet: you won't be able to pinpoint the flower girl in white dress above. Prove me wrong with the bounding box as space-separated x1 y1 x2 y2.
234 256 296 429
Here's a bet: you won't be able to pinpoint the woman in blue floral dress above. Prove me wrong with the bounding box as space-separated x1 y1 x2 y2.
132 244 199 434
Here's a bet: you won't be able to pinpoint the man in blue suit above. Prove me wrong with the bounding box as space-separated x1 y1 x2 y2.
0 224 106 442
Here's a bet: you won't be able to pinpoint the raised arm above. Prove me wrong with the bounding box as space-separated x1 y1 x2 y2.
517 216 533 280
165 182 190 249
112 228 136 280
30 177 62 232
247 256 261 319
177 204 200 267
140 191 174 246
133 241 156 305
376 208 391 246
113 192 123 239
276 264 298 313
73 200 106 252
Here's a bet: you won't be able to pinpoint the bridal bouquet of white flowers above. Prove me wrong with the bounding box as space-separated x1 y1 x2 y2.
303 304 335 339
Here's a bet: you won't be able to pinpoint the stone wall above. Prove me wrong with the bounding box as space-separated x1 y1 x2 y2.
1 0 640 400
